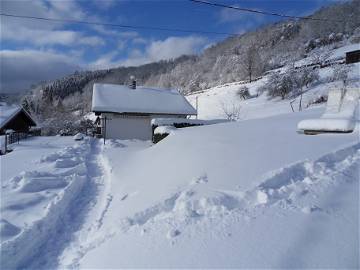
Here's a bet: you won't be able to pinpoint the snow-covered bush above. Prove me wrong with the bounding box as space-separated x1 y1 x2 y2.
266 71 295 100
237 86 251 100
265 67 319 101
330 65 350 87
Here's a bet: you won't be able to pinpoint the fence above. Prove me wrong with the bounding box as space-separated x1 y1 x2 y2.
7 132 29 145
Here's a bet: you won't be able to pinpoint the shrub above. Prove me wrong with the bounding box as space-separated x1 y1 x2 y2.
237 86 251 100
267 72 295 100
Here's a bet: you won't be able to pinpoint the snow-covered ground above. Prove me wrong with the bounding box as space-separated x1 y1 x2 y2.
56 107 357 269
186 62 359 120
1 46 359 268
1 110 359 269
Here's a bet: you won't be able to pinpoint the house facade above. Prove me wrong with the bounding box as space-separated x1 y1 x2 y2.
91 82 197 140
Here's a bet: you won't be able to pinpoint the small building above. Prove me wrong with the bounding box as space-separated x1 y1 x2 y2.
346 50 360 64
91 82 197 140
0 103 37 135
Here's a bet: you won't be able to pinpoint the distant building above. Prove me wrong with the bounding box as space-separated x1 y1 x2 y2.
0 103 37 135
346 50 360 64
91 81 197 140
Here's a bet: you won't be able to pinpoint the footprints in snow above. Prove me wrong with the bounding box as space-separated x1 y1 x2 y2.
119 144 360 241
1 140 91 242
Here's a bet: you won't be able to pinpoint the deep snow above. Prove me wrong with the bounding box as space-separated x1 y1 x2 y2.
1 45 359 269
61 108 359 269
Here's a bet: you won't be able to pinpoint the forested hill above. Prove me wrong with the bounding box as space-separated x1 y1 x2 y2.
19 0 360 134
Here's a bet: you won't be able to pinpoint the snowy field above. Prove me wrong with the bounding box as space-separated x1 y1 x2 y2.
2 107 358 269
70 108 359 269
1 55 359 268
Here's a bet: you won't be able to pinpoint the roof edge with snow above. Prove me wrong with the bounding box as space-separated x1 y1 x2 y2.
0 105 37 131
92 83 197 116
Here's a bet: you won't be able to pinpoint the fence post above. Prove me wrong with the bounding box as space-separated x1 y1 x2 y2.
5 134 7 153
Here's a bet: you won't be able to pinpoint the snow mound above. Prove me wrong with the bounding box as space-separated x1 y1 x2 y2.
154 126 177 135
18 176 68 193
119 142 359 232
74 133 85 141
0 219 21 241
298 88 359 132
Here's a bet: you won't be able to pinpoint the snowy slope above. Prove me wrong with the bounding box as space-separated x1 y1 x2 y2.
56 108 359 269
186 62 360 120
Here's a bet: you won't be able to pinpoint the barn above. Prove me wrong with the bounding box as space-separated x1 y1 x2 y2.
91 82 197 140
0 103 37 135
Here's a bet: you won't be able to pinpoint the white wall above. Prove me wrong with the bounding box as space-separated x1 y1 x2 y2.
103 114 152 140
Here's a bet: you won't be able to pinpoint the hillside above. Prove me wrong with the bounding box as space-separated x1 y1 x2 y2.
16 0 360 134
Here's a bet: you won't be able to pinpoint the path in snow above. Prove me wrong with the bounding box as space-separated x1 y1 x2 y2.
58 140 115 269
1 138 110 269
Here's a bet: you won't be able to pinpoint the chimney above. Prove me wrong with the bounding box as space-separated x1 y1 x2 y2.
130 75 136 89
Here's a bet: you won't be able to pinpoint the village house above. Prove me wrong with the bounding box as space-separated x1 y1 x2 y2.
0 103 37 135
91 81 197 140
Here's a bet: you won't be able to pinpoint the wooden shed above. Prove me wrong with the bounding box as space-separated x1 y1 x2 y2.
0 104 37 135
346 50 360 64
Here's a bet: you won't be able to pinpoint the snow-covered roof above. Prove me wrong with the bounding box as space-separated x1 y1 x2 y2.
91 83 197 115
0 103 36 130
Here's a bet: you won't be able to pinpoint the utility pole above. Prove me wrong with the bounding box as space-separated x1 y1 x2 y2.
196 96 199 119
102 116 107 145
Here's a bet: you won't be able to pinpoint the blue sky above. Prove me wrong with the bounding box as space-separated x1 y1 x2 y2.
0 0 342 92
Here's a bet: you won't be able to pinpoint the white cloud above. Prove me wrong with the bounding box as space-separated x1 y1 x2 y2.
122 36 208 66
88 51 120 70
0 50 81 92
1 26 104 47
0 0 104 47
147 36 206 61
218 5 265 31
88 35 208 69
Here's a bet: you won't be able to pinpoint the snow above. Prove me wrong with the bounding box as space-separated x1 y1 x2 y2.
73 133 85 141
92 83 197 115
186 61 360 121
329 43 360 60
58 108 358 269
151 117 228 126
0 136 91 269
298 88 359 132
1 45 359 269
154 125 176 135
0 103 21 129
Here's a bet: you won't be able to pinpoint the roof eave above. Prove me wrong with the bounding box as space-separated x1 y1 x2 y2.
92 109 197 116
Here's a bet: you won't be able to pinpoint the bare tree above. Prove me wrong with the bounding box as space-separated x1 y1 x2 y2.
294 67 319 110
220 101 242 121
240 45 262 82
331 64 350 88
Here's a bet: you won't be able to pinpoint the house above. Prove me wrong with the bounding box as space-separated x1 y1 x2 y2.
346 50 360 64
0 103 37 135
91 81 197 140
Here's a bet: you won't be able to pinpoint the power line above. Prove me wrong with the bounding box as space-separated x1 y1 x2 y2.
0 12 237 36
189 0 345 23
